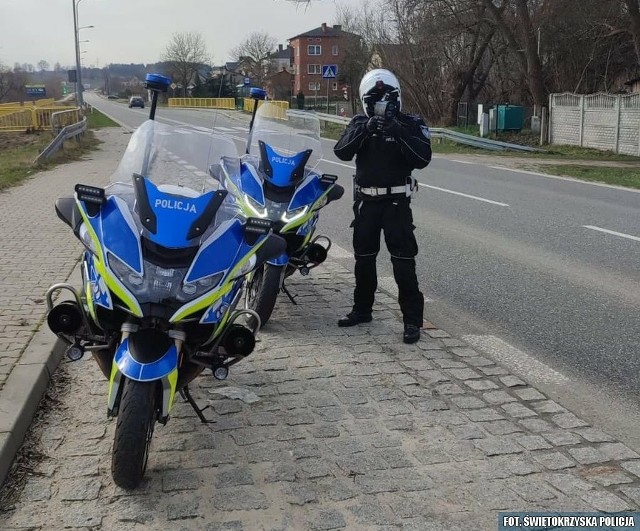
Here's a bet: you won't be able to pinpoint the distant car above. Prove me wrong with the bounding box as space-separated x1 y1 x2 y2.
107 94 118 100
128 96 145 108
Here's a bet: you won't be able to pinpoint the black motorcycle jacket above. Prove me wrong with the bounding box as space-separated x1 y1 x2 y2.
333 111 432 189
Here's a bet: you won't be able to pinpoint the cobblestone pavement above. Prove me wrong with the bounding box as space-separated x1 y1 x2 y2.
3 255 640 530
0 128 129 391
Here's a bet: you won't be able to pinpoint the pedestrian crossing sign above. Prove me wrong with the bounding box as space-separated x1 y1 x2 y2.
322 65 337 79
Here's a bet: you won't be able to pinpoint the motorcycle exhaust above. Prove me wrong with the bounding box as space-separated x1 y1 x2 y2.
305 243 328 265
47 301 84 335
222 324 256 357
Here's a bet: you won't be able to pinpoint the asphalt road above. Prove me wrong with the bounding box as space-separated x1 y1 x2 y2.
86 93 640 442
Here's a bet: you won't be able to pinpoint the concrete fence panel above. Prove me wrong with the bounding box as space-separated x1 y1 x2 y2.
550 91 640 155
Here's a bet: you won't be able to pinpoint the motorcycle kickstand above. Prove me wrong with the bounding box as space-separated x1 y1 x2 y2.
281 281 297 305
180 386 214 424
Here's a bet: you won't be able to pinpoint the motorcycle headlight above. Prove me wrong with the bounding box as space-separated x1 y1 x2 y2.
181 271 224 301
315 195 328 210
282 205 308 224
245 194 267 218
108 253 143 291
78 223 98 255
231 254 257 280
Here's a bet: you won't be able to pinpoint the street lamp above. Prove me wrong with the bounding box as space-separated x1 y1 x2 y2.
72 0 94 106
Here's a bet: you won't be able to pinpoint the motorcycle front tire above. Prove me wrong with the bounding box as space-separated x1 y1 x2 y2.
111 379 157 489
247 264 283 327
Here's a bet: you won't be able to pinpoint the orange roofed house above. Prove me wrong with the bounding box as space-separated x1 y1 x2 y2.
288 23 359 101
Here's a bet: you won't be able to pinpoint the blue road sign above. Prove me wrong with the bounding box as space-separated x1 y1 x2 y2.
25 85 46 98
244 77 250 85
322 65 337 79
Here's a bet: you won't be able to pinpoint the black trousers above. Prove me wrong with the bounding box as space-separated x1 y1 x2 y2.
351 197 424 327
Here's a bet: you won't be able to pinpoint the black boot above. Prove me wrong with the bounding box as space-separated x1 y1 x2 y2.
403 324 420 344
338 311 372 327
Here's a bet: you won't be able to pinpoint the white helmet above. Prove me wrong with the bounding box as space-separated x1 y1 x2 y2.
359 69 402 117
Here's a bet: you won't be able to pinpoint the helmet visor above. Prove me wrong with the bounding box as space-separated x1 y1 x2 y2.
363 82 400 115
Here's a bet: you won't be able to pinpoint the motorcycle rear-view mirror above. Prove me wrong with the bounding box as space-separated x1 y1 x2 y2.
55 197 83 231
254 233 287 267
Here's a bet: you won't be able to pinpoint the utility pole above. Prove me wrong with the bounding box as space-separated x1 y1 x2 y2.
72 0 83 106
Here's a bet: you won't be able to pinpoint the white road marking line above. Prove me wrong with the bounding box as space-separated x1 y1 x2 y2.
147 116 247 144
583 225 640 242
488 165 640 194
184 165 198 171
462 335 568 384
320 159 356 169
329 243 352 259
451 159 475 165
419 184 509 207
378 276 398 296
377 276 434 302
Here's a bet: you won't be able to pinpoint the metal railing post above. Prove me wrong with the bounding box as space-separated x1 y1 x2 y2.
614 94 622 154
578 95 585 147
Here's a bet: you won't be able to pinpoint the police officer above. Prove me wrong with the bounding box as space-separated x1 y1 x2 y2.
334 69 431 344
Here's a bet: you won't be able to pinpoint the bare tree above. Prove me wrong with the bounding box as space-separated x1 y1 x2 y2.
477 0 547 114
624 0 640 64
334 3 380 114
0 63 13 101
0 62 28 103
289 0 636 121
162 32 211 97
230 32 278 85
37 60 50 72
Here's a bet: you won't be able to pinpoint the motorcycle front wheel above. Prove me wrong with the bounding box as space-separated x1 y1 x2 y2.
246 264 283 327
111 379 157 489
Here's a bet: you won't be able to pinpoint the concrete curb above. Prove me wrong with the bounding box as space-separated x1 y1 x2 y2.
0 263 81 487
0 332 65 486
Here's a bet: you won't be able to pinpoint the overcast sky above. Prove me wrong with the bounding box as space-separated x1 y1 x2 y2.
0 0 343 69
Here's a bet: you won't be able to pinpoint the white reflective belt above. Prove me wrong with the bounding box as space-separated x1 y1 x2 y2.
357 185 407 196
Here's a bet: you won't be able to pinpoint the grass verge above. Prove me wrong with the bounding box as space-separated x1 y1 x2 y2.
320 122 346 141
429 138 640 161
531 165 640 189
86 108 119 128
0 109 116 191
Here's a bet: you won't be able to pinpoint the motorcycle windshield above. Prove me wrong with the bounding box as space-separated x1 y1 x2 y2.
111 119 240 194
247 103 322 187
107 119 243 249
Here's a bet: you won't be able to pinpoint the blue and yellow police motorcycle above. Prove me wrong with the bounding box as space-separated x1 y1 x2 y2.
212 89 344 326
45 75 285 489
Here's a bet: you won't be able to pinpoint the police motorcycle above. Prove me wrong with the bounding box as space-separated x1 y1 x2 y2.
45 74 286 489
211 88 344 326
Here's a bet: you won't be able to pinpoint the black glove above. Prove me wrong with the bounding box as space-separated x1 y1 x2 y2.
366 116 384 134
382 117 403 137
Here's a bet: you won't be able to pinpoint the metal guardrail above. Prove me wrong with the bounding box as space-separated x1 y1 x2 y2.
0 105 79 132
314 112 543 152
51 109 83 133
35 117 87 163
168 97 236 110
242 99 289 113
